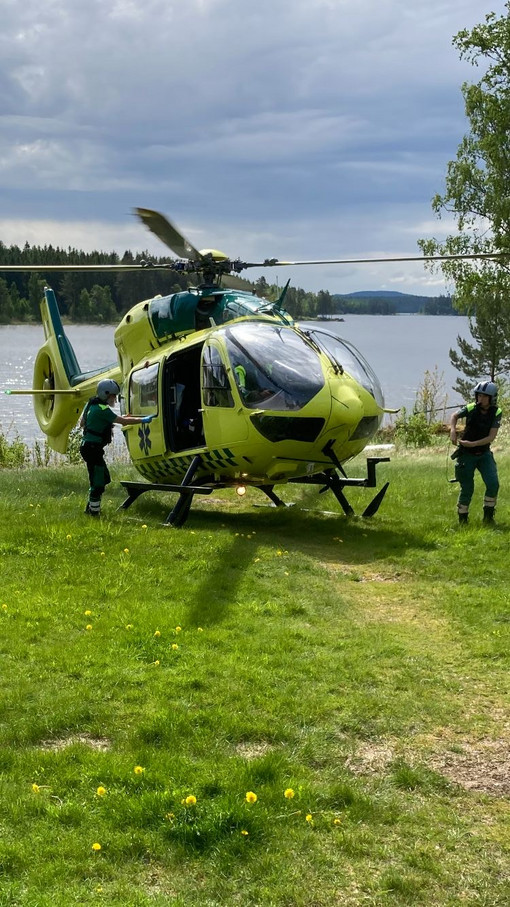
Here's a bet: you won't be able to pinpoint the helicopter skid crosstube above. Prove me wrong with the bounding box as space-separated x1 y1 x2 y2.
289 456 391 518
117 456 390 525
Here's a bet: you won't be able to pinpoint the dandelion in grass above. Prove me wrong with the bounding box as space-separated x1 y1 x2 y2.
172 644 179 651
32 783 40 793
284 788 295 799
175 626 182 633
197 627 203 633
66 534 72 540
153 660 160 666
123 548 129 554
154 630 161 637
245 791 257 804
276 549 283 556
185 795 197 806
305 813 313 824
2 604 8 611
141 524 148 529
134 765 145 775
100 552 106 557
86 624 93 631
241 830 249 836
84 610 92 617
125 624 133 630
333 817 342 826
96 786 107 797
91 842 102 852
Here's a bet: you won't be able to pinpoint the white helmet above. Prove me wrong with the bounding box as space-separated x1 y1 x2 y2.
97 379 120 401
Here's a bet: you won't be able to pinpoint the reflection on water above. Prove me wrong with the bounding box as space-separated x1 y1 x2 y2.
0 317 470 445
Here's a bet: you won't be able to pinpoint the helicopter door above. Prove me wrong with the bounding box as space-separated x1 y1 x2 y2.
201 341 249 447
163 345 206 452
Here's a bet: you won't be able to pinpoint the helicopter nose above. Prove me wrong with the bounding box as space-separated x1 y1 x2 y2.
329 387 365 429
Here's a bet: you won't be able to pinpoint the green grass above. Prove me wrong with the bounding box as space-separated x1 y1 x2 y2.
0 447 509 905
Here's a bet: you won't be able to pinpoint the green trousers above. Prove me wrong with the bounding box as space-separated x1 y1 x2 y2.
455 449 499 510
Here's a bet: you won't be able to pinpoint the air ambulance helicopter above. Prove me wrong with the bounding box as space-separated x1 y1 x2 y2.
1 209 500 526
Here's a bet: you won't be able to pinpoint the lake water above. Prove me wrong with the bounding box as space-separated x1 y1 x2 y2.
0 316 470 445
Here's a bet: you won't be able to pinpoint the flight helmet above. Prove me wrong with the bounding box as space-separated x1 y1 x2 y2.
97 379 120 402
473 380 498 401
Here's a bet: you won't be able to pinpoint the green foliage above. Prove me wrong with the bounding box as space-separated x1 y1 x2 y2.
419 3 510 391
394 408 437 447
0 430 30 467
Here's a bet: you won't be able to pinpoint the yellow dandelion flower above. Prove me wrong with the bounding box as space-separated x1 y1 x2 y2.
125 624 133 630
245 791 257 804
305 813 313 823
172 643 179 650
185 795 197 806
123 548 129 554
175 626 182 633
333 817 342 826
2 604 8 611
284 788 295 799
66 534 72 540
153 660 160 666
84 609 92 617
32 783 40 793
154 630 161 637
96 786 107 797
241 829 249 836
91 842 102 852
276 549 283 556
100 551 106 557
141 524 148 529
197 627 203 632
134 765 144 775
86 624 93 631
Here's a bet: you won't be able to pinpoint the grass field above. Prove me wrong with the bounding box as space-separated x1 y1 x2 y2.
0 445 509 905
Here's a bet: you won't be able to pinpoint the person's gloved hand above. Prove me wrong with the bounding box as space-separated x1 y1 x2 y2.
141 414 155 424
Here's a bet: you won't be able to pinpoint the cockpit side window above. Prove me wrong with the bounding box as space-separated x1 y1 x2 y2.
202 344 234 408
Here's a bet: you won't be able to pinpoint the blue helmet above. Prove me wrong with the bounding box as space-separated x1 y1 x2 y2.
474 380 497 401
97 379 120 402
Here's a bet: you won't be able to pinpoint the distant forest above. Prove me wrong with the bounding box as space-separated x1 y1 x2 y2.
0 242 455 323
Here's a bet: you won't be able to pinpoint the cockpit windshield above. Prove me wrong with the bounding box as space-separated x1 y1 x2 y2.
304 329 384 408
223 323 324 411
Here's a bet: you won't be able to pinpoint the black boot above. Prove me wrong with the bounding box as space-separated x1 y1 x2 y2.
458 511 468 525
483 506 495 525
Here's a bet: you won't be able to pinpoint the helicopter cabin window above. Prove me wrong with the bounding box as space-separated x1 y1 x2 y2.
202 345 234 408
224 322 324 411
306 330 384 409
129 363 160 413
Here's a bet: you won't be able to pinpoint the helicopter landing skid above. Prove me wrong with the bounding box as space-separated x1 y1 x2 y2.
118 456 213 527
289 456 390 517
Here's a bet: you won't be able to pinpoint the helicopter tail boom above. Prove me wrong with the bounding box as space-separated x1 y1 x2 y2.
33 288 121 453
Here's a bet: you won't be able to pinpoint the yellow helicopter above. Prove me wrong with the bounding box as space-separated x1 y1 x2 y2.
1 208 499 525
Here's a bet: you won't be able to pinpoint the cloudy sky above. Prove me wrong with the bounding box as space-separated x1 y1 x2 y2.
0 0 502 296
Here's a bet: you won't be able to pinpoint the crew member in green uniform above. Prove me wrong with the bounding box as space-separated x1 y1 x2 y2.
80 379 154 516
450 380 502 525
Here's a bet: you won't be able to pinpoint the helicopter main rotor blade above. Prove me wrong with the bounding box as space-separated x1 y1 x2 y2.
134 208 203 262
242 252 508 268
0 263 179 272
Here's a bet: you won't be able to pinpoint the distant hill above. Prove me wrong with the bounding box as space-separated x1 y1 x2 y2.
332 291 456 315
